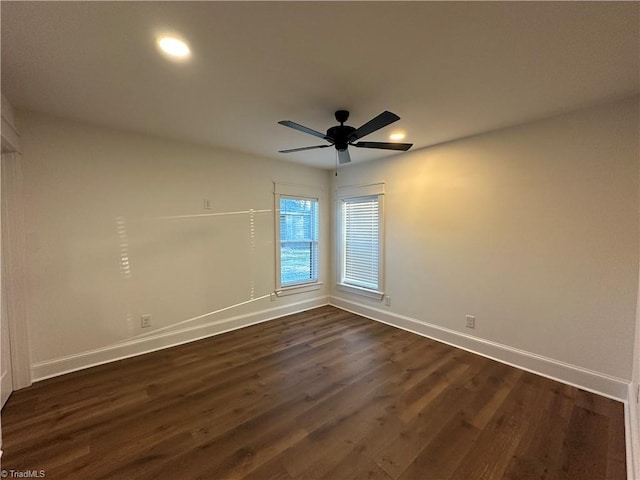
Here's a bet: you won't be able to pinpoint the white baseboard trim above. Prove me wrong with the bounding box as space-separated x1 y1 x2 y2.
1 369 11 409
330 296 629 402
32 296 329 382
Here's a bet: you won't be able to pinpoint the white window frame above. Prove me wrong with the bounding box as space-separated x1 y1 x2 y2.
274 182 323 296
335 183 385 301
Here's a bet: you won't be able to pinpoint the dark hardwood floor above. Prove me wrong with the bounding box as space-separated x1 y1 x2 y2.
1 306 626 479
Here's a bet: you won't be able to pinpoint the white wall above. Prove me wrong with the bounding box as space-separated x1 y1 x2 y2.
17 111 331 379
332 98 639 394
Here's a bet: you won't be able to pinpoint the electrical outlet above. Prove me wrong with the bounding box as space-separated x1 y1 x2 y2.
384 296 391 306
141 314 151 328
270 292 276 302
465 315 475 329
203 199 212 210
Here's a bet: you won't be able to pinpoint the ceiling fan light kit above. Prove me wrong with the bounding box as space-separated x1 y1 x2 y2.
278 110 413 164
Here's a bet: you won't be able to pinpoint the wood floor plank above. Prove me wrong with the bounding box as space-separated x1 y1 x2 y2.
501 382 576 480
241 457 294 480
285 387 398 479
370 359 487 478
606 400 627 480
557 405 611 480
397 415 481 480
0 306 626 480
313 450 394 480
450 372 548 480
397 363 521 479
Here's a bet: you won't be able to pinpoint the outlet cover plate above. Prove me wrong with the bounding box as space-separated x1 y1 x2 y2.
141 314 152 328
465 315 475 329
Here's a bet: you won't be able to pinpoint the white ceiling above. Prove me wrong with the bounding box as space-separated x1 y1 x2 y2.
2 1 638 169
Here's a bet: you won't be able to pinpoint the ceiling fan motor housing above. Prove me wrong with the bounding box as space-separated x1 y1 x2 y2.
326 125 356 151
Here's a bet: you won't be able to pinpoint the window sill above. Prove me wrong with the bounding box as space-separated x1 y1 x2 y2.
276 282 323 297
336 283 384 301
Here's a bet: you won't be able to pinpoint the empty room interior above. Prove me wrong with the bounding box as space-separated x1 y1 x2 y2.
1 2 639 479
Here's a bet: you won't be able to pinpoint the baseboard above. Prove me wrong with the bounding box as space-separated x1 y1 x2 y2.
1 369 11 409
32 296 329 381
330 296 629 401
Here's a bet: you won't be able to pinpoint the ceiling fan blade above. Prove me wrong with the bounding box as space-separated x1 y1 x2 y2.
349 111 400 141
353 141 413 151
337 149 351 164
278 120 328 140
279 145 331 153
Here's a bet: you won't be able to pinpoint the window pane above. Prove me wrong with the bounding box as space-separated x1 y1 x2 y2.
280 197 318 286
343 196 379 290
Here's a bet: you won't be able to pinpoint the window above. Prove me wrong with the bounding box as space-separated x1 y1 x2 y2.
336 183 385 299
278 196 319 287
274 182 323 295
343 196 379 289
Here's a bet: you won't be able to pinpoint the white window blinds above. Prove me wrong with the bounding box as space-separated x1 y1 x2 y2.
342 195 380 290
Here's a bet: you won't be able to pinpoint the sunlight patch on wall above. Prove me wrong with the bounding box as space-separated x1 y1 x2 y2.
116 207 274 342
116 293 271 342
116 216 132 279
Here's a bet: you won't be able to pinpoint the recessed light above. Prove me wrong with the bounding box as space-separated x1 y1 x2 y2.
157 36 190 58
389 132 406 141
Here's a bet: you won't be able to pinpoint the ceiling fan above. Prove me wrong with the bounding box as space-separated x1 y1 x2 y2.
278 110 413 164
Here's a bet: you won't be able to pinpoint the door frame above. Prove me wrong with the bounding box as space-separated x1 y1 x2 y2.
1 105 31 392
